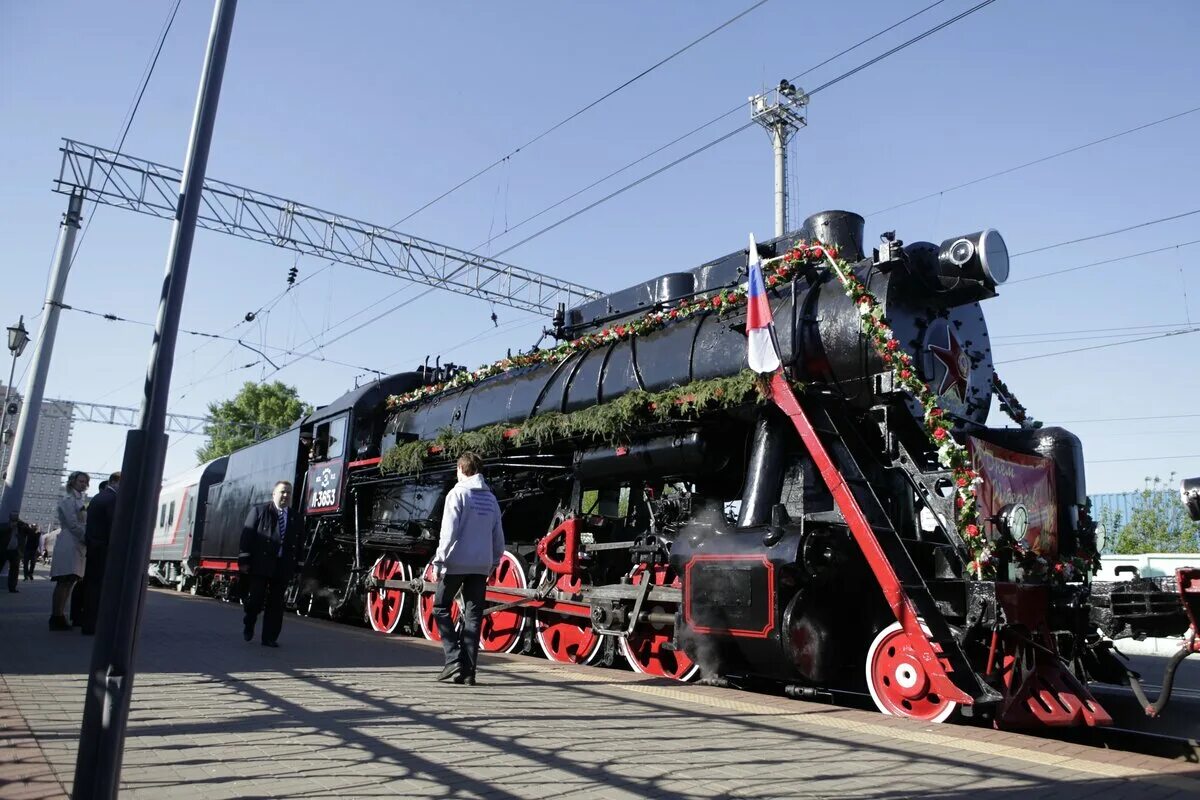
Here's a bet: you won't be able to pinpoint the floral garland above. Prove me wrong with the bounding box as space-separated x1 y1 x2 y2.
800 248 992 578
387 242 835 410
803 246 1100 583
380 371 767 475
991 373 1042 430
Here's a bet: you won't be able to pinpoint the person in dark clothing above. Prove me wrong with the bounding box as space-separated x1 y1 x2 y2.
239 481 300 647
80 472 120 635
1 514 20 593
22 522 39 580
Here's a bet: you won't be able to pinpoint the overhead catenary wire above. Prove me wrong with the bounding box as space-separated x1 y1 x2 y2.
250 1 998 382
390 0 774 228
867 103 1200 218
1006 238 1200 285
65 0 184 271
246 0 963 366
49 301 387 376
489 0 997 258
993 326 1200 364
1011 208 1200 257
476 0 954 253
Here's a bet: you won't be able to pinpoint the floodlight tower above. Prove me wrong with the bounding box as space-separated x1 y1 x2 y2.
750 79 808 238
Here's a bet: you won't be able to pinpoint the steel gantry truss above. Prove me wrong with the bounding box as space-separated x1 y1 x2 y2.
38 397 262 438
55 140 601 314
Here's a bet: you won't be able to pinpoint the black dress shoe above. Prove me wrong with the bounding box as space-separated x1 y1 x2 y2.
49 616 71 631
243 628 253 642
261 640 279 648
452 673 476 686
8 588 18 593
81 629 95 636
436 664 460 682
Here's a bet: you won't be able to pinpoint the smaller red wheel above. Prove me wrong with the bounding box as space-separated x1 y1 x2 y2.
865 620 958 723
417 561 460 641
367 556 409 634
535 573 602 665
480 551 527 653
619 564 697 681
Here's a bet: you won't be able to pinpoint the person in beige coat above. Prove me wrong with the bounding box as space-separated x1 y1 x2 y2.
49 471 89 630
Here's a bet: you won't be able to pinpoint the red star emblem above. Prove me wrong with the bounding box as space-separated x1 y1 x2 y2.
928 326 971 401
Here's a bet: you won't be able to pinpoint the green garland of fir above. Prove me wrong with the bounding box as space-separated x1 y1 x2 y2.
385 242 834 411
379 370 766 476
804 247 1096 583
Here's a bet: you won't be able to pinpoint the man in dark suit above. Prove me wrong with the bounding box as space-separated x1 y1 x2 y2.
80 472 120 635
239 480 300 647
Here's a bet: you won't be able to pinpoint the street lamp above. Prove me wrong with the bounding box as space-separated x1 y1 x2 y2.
0 316 31 480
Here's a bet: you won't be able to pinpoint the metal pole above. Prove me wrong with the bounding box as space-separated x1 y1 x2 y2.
73 1 237 797
772 125 786 239
0 194 84 524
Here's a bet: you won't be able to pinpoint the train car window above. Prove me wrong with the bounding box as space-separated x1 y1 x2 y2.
313 415 347 461
168 501 175 527
159 504 166 527
188 496 196 527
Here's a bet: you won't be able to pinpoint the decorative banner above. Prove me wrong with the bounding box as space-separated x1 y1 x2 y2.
969 437 1058 560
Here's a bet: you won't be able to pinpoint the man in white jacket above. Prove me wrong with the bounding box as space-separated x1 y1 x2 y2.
432 452 506 685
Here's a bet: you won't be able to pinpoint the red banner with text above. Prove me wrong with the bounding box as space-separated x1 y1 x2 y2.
969 437 1058 559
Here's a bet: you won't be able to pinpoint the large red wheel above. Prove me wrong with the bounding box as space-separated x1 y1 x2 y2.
618 564 698 681
480 551 527 653
535 573 603 665
366 556 410 634
865 620 959 723
417 561 460 641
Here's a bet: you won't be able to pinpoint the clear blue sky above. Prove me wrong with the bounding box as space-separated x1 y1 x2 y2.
1 0 1197 494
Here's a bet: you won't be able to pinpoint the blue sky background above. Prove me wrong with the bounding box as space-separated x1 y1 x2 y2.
1 0 1197 494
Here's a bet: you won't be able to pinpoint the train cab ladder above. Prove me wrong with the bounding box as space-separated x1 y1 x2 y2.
768 373 999 706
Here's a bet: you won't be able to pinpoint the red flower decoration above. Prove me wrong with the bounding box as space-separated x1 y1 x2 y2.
668 309 678 319
615 325 626 337
712 296 722 308
886 339 899 351
965 523 979 538
899 368 912 379
933 428 947 441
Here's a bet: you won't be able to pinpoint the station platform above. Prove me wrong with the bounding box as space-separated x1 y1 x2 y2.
3 569 1200 799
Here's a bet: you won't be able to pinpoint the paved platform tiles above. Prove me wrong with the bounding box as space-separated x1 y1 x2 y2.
2 568 1199 799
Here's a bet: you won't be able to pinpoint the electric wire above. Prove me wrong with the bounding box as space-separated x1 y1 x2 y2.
476 0 954 253
66 0 184 270
867 104 1200 217
993 326 1200 364
1006 239 1200 285
391 0 774 227
491 0 997 258
49 301 387 375
242 0 961 363
252 0 997 380
1011 209 1200 257
1089 454 1200 464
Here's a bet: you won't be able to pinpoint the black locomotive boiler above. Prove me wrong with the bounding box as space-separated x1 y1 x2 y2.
151 209 1170 728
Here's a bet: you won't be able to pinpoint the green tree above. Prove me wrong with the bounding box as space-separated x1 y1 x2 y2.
196 381 312 463
1102 474 1200 555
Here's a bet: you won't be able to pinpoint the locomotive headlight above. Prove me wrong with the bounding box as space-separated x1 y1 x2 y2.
997 503 1029 543
937 229 1009 288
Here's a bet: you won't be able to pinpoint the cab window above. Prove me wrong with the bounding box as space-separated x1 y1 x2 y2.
313 415 347 461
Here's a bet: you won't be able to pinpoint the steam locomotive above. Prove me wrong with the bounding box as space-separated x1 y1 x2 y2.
149 210 1197 728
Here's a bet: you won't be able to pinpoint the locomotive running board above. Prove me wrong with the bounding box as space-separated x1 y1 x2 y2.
768 373 997 706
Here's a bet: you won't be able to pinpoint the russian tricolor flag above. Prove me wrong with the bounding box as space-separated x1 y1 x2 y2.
746 233 781 374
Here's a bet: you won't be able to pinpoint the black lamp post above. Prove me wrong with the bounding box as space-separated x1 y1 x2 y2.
0 317 30 486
